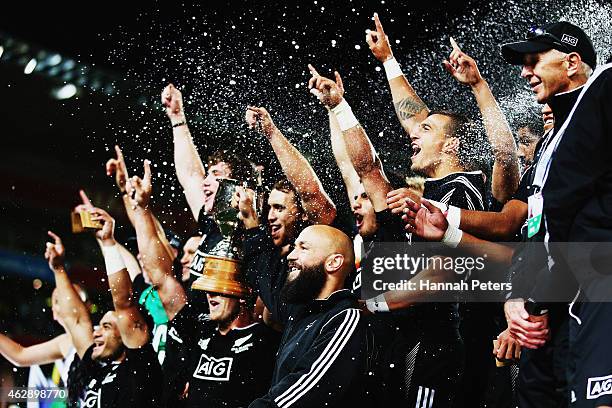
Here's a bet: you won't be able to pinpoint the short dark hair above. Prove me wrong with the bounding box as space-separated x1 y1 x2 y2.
208 151 257 187
272 178 305 215
427 110 492 173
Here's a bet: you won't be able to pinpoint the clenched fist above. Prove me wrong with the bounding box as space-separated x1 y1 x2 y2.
245 106 277 138
161 84 186 125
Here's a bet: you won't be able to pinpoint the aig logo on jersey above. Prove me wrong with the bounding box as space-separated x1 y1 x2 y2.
587 374 612 400
82 389 101 408
193 354 234 381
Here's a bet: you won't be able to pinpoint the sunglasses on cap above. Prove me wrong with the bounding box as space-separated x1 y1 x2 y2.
526 26 572 53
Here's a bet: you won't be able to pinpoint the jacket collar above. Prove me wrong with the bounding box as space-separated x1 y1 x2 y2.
306 289 354 314
548 85 583 130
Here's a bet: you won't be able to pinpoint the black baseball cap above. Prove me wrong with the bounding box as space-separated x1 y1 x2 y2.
501 22 597 69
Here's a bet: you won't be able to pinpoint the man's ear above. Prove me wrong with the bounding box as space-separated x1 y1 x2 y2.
324 254 345 274
566 53 582 78
442 137 460 155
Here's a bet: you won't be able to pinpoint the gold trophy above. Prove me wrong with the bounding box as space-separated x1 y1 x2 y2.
71 210 103 233
191 178 252 298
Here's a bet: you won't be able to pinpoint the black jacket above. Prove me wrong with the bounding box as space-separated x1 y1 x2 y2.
249 289 368 408
508 84 584 302
243 225 289 323
543 65 612 243
541 64 612 299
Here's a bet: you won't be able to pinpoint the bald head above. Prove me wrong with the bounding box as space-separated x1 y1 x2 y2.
305 225 354 276
287 225 355 294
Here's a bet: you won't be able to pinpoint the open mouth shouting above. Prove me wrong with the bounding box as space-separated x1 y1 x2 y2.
411 142 421 159
208 297 221 311
354 212 364 229
93 338 104 355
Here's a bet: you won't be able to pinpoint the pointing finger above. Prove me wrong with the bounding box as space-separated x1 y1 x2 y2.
79 189 93 208
47 230 62 244
307 64 320 77
334 71 344 91
143 160 151 186
373 12 385 35
450 37 461 53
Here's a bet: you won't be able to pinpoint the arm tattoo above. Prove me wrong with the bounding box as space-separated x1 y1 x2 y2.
394 97 427 122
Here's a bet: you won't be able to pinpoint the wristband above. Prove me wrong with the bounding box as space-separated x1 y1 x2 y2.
442 225 463 248
446 205 461 228
383 58 403 80
101 245 126 276
331 99 360 131
427 200 448 213
366 294 389 313
172 120 187 128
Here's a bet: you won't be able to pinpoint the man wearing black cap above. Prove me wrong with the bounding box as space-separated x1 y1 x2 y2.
537 49 612 408
500 21 597 407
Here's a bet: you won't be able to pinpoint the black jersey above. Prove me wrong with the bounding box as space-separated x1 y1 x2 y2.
409 171 488 329
183 320 279 408
77 344 163 408
243 225 289 323
424 171 487 211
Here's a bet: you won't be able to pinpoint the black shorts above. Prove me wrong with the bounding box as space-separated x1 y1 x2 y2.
568 300 612 407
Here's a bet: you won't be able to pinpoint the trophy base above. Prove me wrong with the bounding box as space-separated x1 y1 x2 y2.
191 254 251 298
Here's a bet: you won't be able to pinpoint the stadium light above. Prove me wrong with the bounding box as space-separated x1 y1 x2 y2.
52 83 77 100
24 58 37 74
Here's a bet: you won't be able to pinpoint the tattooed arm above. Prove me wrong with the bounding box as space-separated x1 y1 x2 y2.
366 13 429 135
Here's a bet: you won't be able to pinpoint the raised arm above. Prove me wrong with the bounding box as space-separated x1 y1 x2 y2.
45 232 93 359
162 84 208 220
106 146 137 226
329 110 361 206
105 147 176 266
366 13 429 136
0 333 71 367
245 106 336 225
308 65 395 212
126 160 187 320
89 208 149 349
77 189 143 281
443 38 520 203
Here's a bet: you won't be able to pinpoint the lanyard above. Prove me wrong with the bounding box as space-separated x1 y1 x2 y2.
533 63 612 190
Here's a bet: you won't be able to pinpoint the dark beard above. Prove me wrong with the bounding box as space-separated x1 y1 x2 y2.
280 263 326 304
